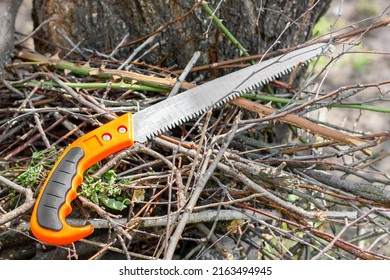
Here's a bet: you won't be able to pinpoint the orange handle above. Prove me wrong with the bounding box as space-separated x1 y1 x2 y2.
30 113 134 245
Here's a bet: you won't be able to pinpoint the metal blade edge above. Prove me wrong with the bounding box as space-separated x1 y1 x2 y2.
132 43 334 143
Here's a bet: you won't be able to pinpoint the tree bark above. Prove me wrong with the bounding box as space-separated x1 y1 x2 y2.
0 0 22 74
32 0 331 68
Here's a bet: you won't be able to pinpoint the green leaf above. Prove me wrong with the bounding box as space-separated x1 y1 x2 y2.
91 192 99 204
86 163 100 175
104 169 117 181
98 194 128 211
17 165 43 187
16 147 58 188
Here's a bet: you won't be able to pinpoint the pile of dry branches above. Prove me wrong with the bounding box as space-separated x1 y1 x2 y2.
1 5 390 260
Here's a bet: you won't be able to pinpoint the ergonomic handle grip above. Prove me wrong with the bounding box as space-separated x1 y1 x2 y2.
30 113 134 245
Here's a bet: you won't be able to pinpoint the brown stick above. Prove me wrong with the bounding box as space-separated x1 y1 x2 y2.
232 97 366 147
17 50 193 90
0 175 35 226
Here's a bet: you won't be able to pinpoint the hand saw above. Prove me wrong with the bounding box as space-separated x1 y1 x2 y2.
30 43 333 245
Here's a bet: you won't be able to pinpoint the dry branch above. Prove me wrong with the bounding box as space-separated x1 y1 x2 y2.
304 170 390 206
233 97 367 147
0 175 35 226
1 0 389 261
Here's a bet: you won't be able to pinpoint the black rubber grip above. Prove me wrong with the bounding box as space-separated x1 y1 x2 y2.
36 147 85 231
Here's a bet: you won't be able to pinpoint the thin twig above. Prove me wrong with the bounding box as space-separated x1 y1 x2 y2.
164 113 240 259
168 51 200 97
118 35 157 70
0 175 35 226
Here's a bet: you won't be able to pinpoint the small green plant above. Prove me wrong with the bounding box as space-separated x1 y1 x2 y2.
80 166 132 211
17 147 58 188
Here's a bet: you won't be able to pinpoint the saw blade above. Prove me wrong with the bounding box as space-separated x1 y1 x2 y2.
132 43 333 143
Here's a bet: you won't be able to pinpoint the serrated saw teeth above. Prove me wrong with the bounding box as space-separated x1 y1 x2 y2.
132 43 334 143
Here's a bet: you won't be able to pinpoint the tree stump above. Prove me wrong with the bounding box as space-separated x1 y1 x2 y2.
32 0 331 68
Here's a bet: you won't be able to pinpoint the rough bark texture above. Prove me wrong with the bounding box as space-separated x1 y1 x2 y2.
0 0 22 74
32 0 331 68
